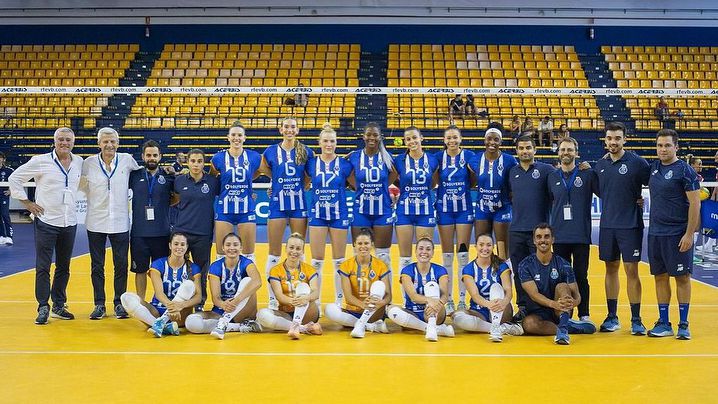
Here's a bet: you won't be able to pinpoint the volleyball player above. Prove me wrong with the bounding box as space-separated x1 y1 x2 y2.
469 124 517 262
388 237 455 341
120 232 202 337
184 233 262 339
452 234 523 342
595 122 650 334
325 228 391 338
434 125 475 314
210 121 262 264
259 117 314 310
394 127 440 271
346 123 397 273
256 233 323 339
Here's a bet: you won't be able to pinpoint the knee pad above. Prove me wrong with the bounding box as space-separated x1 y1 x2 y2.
256 308 274 328
388 306 411 327
489 283 505 300
184 313 206 334
369 281 386 298
323 302 343 322
175 280 195 301
120 292 141 313
424 281 440 299
295 282 311 297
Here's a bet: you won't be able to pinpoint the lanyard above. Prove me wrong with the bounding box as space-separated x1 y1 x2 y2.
560 167 579 204
355 256 372 280
144 169 157 206
52 151 71 188
98 154 119 191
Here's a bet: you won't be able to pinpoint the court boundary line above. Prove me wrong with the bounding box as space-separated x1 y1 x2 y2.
1 350 717 358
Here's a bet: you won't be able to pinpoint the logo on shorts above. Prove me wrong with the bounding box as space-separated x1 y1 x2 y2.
677 264 684 272
532 169 540 179
550 268 559 280
574 176 583 188
467 214 474 221
201 183 210 194
248 215 256 221
665 170 673 180
342 219 349 227
633 249 640 257
428 217 436 224
534 274 541 281
157 175 166 184
619 164 628 175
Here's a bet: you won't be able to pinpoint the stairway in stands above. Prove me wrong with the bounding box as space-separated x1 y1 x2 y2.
579 53 635 131
354 49 388 131
96 50 160 129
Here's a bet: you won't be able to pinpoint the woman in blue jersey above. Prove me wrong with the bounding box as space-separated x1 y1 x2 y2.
305 125 354 306
259 117 314 310
394 126 440 272
434 125 475 314
347 123 397 273
469 124 518 261
388 237 454 341
210 121 262 264
452 233 523 342
184 233 262 339
119 232 202 337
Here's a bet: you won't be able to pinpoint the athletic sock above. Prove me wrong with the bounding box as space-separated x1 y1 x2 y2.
456 251 469 302
678 303 689 324
311 258 324 303
658 303 670 324
607 299 618 317
442 252 454 300
265 255 281 308
558 312 569 329
332 258 345 304
399 256 412 271
630 303 641 320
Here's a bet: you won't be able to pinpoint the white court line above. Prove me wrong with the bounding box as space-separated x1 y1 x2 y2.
1 350 718 358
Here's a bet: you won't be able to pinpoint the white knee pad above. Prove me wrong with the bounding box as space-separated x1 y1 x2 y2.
489 283 504 300
324 302 344 323
184 313 206 334
295 282 311 297
120 292 141 314
175 280 195 301
370 281 386 298
256 308 274 329
424 281 440 299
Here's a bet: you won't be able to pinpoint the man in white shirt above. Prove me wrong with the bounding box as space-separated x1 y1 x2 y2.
8 127 83 325
538 116 554 147
81 127 140 320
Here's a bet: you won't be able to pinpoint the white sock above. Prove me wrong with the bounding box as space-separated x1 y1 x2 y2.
332 258 345 304
325 302 358 327
256 308 292 331
489 283 505 327
457 252 470 302
120 292 156 326
388 306 427 332
355 281 386 327
245 253 256 263
311 258 324 304
265 254 281 308
442 252 455 300
453 311 491 332
399 256 412 271
292 303 309 324
376 247 393 288
185 314 218 334
218 277 252 326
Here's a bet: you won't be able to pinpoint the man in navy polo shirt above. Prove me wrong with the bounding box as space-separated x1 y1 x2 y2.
647 129 700 340
595 122 651 335
547 137 598 326
129 140 174 300
519 223 595 345
508 135 555 317
173 149 220 309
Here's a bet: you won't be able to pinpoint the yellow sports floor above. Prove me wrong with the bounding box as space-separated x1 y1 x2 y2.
1 244 717 403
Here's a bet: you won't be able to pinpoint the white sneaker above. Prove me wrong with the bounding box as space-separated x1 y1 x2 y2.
350 322 366 338
0 237 7 245
425 324 438 342
4 237 12 246
576 316 595 325
500 322 525 336
372 319 389 334
437 324 455 337
489 324 503 342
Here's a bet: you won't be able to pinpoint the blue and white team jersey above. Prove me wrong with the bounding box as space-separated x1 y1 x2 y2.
262 144 315 212
435 149 475 213
470 151 517 213
208 256 254 301
305 156 353 220
211 149 262 214
149 257 201 310
461 261 509 312
400 263 448 314
394 152 440 216
347 150 394 216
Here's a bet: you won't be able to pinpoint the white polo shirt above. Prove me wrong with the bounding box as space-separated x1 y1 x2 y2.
8 150 84 228
82 152 140 234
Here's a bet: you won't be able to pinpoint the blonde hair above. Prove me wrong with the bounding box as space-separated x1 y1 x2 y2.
281 117 308 165
287 232 306 245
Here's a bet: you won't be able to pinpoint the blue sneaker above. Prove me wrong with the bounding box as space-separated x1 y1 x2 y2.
554 327 570 345
630 318 647 336
568 319 596 334
647 321 674 337
163 322 180 336
599 315 620 332
676 322 691 340
149 316 168 338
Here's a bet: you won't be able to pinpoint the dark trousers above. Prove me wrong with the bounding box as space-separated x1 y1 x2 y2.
186 233 212 304
509 230 535 309
0 196 12 238
34 220 76 309
88 230 129 307
553 243 591 318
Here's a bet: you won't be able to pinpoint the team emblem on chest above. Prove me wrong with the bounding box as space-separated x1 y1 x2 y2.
618 164 628 175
